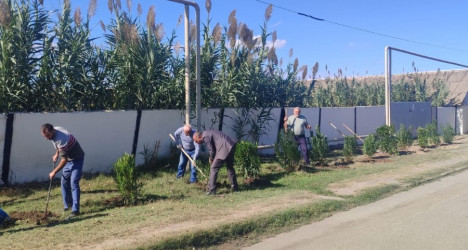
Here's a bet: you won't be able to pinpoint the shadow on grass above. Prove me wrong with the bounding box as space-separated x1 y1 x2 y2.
82 193 169 214
262 171 287 182
398 150 415 156
81 189 119 194
141 194 169 203
0 179 62 197
2 213 108 234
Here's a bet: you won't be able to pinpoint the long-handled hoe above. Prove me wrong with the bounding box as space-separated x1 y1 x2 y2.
44 161 55 218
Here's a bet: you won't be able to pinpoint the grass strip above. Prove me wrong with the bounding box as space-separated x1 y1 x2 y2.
144 184 401 249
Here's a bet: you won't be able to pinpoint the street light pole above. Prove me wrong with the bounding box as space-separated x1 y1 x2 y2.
168 0 201 130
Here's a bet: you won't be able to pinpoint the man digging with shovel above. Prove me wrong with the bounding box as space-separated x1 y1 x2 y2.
193 130 239 195
41 124 85 220
172 124 200 183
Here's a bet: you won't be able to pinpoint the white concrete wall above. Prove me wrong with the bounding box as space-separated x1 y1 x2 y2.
9 111 137 183
221 108 281 155
199 108 221 131
136 110 185 165
436 107 456 134
258 108 281 151
221 108 241 141
2 103 450 184
356 106 386 136
391 102 432 133
320 107 355 143
459 106 468 135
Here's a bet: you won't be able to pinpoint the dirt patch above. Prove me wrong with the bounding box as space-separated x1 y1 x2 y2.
244 177 272 187
103 196 125 207
192 181 207 191
9 211 59 225
330 177 400 196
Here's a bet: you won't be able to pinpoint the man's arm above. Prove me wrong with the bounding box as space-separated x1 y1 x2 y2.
304 117 311 130
52 149 59 163
283 116 289 132
173 127 183 146
193 139 200 160
205 136 216 162
49 156 68 179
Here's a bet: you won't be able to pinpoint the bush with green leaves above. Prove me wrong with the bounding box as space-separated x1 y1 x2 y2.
275 130 301 172
442 124 455 144
310 126 329 165
396 124 413 151
426 121 440 146
343 136 358 162
417 127 429 148
363 133 378 158
376 125 398 155
234 141 261 179
113 153 142 205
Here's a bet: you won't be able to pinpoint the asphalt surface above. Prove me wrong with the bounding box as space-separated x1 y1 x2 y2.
244 169 468 250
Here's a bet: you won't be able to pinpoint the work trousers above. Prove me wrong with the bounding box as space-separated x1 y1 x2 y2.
61 157 84 213
208 146 238 193
294 135 310 165
176 149 197 183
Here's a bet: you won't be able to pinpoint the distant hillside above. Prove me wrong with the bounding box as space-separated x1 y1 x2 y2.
310 69 468 106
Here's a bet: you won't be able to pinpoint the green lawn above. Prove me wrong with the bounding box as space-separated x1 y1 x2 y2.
1 136 468 249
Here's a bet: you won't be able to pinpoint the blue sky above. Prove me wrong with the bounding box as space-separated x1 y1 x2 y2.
45 0 468 78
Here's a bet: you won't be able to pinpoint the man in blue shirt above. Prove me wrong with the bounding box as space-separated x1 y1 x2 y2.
174 124 199 183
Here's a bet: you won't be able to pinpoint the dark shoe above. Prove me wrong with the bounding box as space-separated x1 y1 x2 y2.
231 185 239 192
64 203 71 211
67 211 80 220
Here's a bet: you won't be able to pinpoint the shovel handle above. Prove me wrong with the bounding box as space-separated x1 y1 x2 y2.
169 133 207 179
44 178 52 216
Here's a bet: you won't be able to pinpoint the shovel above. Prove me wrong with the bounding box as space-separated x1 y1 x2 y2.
44 161 55 217
169 133 207 179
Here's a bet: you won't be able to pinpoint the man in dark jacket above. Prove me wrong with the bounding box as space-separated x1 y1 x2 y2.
193 130 239 195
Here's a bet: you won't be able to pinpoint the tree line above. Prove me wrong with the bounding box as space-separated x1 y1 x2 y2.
0 0 448 114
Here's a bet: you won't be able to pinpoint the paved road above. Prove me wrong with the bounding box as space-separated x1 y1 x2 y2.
245 169 468 250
